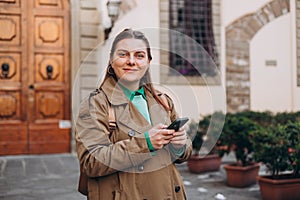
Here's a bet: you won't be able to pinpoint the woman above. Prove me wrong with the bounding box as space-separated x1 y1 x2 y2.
75 29 192 200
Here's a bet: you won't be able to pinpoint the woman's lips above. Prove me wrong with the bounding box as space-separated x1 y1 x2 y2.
123 68 138 72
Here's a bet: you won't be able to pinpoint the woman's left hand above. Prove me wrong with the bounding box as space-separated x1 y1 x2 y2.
170 128 187 149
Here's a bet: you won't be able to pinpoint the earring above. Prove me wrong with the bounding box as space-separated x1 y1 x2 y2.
108 64 115 76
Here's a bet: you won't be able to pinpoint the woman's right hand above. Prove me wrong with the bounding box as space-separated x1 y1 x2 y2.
148 124 175 150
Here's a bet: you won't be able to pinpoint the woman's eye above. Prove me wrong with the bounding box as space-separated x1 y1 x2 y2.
118 52 127 57
136 53 145 59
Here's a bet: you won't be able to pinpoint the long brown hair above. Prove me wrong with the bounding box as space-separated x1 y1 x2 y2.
101 28 169 111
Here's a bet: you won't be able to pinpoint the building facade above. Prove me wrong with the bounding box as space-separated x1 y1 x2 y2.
0 0 299 155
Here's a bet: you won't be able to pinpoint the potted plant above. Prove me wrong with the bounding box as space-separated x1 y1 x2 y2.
220 113 261 187
251 121 300 200
187 112 225 174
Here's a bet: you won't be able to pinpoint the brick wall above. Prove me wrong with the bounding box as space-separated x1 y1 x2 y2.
226 0 290 112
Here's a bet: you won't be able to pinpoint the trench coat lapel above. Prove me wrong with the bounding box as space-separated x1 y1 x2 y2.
101 77 150 134
101 76 128 106
101 77 170 134
117 103 152 134
146 90 171 127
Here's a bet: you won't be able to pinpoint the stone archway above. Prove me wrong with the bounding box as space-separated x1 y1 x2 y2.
225 0 290 113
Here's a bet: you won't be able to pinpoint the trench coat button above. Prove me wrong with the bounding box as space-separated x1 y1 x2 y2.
128 130 135 137
175 186 181 193
137 165 144 171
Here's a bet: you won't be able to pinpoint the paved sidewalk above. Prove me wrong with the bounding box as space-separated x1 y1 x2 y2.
0 154 85 200
0 154 262 200
177 163 261 200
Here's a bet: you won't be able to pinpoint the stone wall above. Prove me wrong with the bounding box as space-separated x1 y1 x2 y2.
297 0 300 86
226 0 290 112
71 0 104 152
78 0 104 99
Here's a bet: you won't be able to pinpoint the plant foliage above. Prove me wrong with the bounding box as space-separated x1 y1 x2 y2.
251 121 300 178
220 114 261 166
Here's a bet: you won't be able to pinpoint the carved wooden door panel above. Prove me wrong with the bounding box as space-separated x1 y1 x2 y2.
0 0 27 155
0 0 70 155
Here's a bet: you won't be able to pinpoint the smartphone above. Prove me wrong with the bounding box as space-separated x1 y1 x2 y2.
166 117 189 131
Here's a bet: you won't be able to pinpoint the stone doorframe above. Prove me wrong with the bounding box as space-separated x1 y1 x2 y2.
226 0 291 113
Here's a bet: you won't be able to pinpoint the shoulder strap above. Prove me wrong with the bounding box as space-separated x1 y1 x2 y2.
90 88 117 131
158 93 170 111
108 104 117 131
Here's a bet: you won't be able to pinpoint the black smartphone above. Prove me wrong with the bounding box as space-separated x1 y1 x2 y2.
166 117 189 131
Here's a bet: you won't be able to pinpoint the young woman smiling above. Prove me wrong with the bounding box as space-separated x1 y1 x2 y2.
75 29 192 200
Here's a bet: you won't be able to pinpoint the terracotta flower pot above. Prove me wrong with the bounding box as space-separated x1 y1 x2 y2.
187 154 221 174
257 175 300 200
224 162 260 188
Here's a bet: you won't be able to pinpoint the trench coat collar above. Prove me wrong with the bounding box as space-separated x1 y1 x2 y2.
101 76 169 133
101 76 130 106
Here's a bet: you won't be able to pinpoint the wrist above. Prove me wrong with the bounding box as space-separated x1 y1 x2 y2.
144 132 156 156
170 144 185 157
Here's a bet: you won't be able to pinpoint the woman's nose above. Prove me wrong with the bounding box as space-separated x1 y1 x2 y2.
127 54 135 65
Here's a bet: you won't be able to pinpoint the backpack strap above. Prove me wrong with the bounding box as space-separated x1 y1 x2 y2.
157 93 170 110
157 93 171 117
89 88 117 131
108 104 117 131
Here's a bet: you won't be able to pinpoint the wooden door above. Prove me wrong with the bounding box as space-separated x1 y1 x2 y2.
0 0 70 155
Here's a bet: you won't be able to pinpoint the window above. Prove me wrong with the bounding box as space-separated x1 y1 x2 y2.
169 0 219 77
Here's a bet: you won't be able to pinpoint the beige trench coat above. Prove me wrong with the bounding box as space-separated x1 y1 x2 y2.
75 77 192 200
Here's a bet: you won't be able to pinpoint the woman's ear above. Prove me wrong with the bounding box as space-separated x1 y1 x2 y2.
145 61 150 69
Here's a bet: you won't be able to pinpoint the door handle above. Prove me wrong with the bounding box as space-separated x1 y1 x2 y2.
1 63 9 78
46 65 53 79
29 84 34 90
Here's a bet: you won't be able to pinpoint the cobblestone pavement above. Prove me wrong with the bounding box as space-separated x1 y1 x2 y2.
0 154 262 200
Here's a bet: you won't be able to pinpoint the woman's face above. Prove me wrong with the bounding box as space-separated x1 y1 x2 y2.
110 38 150 88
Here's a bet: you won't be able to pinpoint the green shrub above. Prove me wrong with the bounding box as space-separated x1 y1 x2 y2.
188 110 300 173
251 121 300 178
220 114 261 166
234 110 273 127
